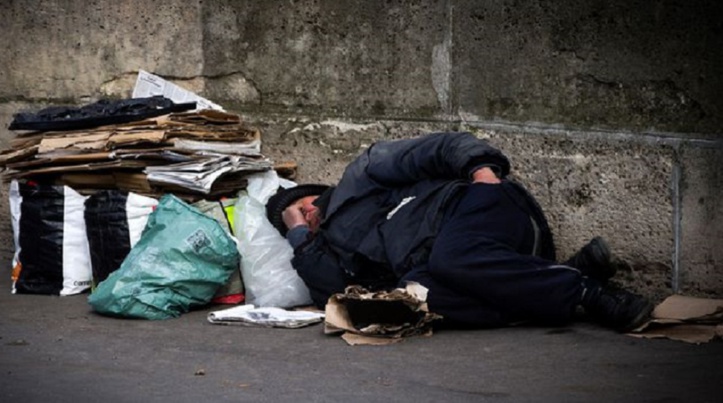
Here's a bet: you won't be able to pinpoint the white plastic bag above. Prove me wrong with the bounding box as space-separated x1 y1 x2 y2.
9 181 23 293
234 171 312 308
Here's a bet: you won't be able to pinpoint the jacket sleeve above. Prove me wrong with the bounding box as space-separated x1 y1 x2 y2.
363 132 510 186
290 234 348 308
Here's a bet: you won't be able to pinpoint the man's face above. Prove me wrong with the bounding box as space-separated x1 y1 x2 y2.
291 195 322 232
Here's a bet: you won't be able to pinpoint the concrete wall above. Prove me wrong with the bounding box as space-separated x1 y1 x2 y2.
1 0 721 301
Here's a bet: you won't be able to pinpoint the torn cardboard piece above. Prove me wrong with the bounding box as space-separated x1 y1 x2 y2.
631 324 719 344
324 282 442 346
652 294 723 322
630 295 723 344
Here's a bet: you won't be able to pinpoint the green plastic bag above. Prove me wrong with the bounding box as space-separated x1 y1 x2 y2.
88 194 240 320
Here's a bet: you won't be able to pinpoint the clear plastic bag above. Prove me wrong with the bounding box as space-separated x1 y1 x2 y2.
234 171 312 308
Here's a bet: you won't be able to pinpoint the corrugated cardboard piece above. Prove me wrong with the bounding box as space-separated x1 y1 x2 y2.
630 295 723 344
324 282 442 346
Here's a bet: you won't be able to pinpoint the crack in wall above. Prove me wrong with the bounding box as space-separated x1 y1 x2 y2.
671 160 682 293
431 2 454 119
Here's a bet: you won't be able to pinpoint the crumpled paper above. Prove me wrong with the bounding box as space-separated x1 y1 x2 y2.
207 304 325 328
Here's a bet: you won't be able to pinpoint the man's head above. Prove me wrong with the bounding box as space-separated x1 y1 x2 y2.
266 184 330 235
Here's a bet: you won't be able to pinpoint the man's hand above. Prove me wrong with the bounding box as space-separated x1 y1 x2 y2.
472 166 501 184
282 204 308 229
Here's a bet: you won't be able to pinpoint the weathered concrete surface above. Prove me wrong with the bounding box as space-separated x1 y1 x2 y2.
0 1 204 101
453 0 723 134
678 145 723 297
200 0 723 134
1 277 722 403
200 1 449 119
0 1 721 299
2 1 721 134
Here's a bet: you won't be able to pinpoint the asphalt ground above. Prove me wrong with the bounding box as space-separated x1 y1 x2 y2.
1 275 721 403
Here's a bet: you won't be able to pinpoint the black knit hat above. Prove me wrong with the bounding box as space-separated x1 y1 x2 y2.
266 184 331 236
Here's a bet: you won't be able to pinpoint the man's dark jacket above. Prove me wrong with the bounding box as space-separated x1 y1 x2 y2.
290 132 556 307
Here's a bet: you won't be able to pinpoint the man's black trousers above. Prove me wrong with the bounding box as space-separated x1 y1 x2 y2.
401 181 583 328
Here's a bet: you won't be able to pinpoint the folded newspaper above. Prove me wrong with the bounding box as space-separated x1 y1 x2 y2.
207 304 325 328
133 69 224 111
145 155 273 194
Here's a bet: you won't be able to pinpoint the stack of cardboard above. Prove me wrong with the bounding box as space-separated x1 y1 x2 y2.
0 109 293 200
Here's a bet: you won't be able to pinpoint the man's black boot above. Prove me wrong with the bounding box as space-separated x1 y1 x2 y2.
580 278 654 332
564 237 617 282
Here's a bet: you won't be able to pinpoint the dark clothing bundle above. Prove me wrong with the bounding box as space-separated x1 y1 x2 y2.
9 96 195 131
289 132 584 328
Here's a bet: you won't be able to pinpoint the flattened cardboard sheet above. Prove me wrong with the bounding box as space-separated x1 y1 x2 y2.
630 295 723 344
